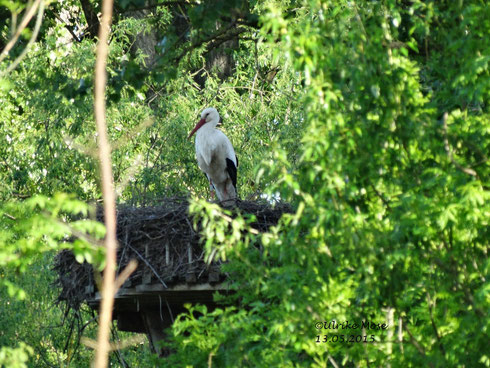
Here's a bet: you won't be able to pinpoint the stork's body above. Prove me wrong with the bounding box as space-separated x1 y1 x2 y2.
189 108 238 206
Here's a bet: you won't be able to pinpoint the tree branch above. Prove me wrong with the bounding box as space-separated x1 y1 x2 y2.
442 112 478 178
427 292 446 357
369 181 392 211
49 11 82 43
93 0 117 366
80 0 100 39
0 0 45 77
172 24 248 68
172 20 238 63
404 323 433 368
115 1 198 14
0 0 42 64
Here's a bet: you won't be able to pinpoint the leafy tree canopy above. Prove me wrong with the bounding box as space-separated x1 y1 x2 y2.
0 0 488 367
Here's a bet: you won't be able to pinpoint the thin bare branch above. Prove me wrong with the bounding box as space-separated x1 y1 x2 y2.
0 0 45 76
82 334 146 351
114 259 138 291
0 0 42 64
3 213 17 221
111 117 155 151
386 307 394 368
62 134 99 159
115 154 144 197
93 0 117 365
10 12 18 38
327 354 340 368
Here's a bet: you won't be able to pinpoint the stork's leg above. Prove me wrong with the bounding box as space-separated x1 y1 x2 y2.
204 172 215 200
219 180 237 207
209 180 215 200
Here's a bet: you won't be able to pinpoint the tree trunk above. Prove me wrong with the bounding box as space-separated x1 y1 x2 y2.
127 6 158 68
79 0 100 39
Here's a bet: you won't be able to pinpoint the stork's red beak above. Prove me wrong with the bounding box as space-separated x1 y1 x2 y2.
188 118 206 139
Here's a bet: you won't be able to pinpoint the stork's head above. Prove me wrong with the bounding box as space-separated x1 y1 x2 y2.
188 107 220 139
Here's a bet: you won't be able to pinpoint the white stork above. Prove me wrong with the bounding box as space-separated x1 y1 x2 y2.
188 107 238 206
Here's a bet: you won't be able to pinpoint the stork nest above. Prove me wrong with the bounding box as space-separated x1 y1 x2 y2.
54 198 291 311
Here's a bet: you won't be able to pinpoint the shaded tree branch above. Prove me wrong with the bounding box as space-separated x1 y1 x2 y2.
173 23 248 65
427 292 446 357
80 0 100 39
49 10 82 42
369 181 392 211
404 323 434 368
115 0 198 14
442 112 478 178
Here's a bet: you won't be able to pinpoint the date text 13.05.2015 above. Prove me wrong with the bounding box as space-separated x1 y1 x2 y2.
316 334 376 343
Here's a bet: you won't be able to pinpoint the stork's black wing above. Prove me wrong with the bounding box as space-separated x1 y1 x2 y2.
226 157 237 190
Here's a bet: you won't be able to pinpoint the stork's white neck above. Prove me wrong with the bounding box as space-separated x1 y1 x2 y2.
196 121 218 136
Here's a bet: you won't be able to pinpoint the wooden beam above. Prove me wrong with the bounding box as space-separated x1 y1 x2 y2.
116 311 145 333
141 309 171 356
87 282 230 310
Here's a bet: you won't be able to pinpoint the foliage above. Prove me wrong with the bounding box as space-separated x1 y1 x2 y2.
0 0 489 366
163 1 490 367
0 193 105 273
1 0 299 365
0 342 33 368
0 194 107 366
0 252 156 367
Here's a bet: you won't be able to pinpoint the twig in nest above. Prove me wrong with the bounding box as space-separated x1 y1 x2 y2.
126 243 168 288
54 199 292 313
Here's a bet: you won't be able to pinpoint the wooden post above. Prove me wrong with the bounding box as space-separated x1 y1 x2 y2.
186 243 196 283
208 265 220 284
141 309 172 356
165 243 170 265
187 243 192 264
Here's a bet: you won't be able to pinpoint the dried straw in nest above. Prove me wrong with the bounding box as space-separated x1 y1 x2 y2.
54 198 291 311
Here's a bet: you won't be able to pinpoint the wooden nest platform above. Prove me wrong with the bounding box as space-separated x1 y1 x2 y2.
53 198 290 351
